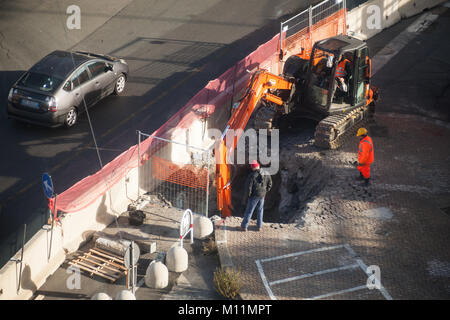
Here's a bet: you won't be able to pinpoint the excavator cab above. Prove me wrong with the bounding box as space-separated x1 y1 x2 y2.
301 35 372 119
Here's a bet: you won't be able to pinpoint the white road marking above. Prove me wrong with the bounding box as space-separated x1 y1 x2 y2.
259 244 346 263
255 259 277 300
269 263 359 286
372 12 439 76
306 285 368 300
344 244 393 300
256 244 394 300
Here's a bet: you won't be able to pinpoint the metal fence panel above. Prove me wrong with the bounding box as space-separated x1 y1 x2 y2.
312 0 345 25
138 132 212 216
280 0 347 60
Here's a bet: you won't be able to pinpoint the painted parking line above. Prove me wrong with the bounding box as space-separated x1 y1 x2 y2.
255 244 393 300
306 285 368 300
268 263 359 286
344 244 393 300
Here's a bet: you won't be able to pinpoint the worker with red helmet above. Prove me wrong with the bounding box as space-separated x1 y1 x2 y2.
240 160 272 231
356 127 374 186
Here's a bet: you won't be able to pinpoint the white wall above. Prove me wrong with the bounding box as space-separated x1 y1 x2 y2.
0 167 140 300
347 0 402 40
347 0 444 40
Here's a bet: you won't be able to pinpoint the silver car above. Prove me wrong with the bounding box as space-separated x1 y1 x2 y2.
7 50 129 128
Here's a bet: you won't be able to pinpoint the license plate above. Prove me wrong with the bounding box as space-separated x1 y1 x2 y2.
21 99 39 109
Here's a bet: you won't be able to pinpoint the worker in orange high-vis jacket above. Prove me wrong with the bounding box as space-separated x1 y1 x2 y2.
335 54 351 94
356 127 374 186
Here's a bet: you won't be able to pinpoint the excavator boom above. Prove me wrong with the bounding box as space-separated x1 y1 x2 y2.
216 70 292 216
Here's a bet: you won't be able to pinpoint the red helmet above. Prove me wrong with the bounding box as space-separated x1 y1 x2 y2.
251 160 260 169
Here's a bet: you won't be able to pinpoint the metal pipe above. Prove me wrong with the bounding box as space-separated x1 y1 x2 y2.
137 130 141 199
48 194 56 261
205 154 210 217
17 224 26 294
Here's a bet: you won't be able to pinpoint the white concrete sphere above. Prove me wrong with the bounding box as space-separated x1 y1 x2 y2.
166 245 188 272
91 292 112 300
145 261 169 289
115 290 136 300
193 215 213 239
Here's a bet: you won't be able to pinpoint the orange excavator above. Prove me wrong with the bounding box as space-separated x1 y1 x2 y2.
216 35 378 217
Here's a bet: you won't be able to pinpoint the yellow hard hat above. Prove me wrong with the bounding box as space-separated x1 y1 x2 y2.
356 127 368 136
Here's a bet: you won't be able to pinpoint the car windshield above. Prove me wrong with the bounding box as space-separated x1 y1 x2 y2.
18 72 64 93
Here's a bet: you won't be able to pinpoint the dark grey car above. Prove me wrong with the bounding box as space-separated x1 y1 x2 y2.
7 50 129 128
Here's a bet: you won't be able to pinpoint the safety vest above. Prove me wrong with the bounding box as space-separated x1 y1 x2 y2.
358 135 374 165
336 59 350 77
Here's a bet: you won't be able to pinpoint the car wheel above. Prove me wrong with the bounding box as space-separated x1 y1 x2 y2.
113 74 126 95
64 107 78 128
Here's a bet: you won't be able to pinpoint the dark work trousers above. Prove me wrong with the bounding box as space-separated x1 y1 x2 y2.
241 196 265 229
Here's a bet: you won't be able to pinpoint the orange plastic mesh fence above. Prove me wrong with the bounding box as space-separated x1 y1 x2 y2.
151 156 208 190
283 8 346 58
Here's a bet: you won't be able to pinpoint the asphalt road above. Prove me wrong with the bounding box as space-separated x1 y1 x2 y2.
0 0 314 265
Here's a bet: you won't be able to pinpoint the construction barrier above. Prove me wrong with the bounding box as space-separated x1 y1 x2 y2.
346 0 445 40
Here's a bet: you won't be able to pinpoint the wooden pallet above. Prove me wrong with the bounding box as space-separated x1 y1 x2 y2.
68 248 128 282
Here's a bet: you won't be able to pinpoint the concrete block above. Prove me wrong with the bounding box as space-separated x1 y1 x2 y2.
193 215 213 239
347 0 401 40
166 246 188 272
398 0 445 18
95 237 131 256
115 290 136 300
145 261 169 289
91 292 112 300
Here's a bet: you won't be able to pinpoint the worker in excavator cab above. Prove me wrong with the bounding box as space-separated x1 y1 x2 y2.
334 52 352 99
356 127 374 186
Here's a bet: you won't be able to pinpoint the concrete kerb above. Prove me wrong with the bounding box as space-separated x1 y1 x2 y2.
214 219 234 270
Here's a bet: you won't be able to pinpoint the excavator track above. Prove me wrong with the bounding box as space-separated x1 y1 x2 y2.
314 105 372 149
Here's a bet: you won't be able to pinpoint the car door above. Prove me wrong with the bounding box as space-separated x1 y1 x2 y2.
70 65 94 109
87 60 115 101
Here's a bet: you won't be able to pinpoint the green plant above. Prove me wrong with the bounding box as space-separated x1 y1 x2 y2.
213 267 242 299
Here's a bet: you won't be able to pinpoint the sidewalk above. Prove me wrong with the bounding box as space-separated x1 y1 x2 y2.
215 7 450 300
34 196 221 300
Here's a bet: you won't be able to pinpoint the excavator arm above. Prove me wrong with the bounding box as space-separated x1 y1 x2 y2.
216 70 293 217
